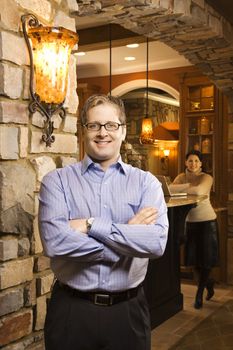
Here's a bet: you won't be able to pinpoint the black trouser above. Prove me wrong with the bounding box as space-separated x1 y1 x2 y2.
44 281 151 350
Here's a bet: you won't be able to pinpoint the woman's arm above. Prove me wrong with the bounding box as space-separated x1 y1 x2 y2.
186 173 213 195
169 173 190 193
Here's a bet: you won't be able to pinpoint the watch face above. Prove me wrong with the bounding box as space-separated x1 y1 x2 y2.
87 217 94 230
88 218 94 225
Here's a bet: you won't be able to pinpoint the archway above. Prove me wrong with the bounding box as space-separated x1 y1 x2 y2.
112 79 180 179
111 79 179 100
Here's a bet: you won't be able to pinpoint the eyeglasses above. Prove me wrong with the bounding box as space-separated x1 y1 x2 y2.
83 122 125 131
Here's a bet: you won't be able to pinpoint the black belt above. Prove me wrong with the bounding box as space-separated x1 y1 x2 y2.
58 281 140 306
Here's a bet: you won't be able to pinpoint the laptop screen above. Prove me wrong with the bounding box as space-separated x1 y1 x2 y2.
156 175 187 197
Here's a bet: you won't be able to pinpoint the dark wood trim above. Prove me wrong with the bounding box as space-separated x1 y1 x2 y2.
77 24 146 51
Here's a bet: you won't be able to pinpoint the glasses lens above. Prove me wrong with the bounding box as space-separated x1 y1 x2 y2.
86 123 99 130
105 122 119 131
85 122 122 131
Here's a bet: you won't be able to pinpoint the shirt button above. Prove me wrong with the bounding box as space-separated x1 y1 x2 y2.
104 205 107 208
102 280 105 284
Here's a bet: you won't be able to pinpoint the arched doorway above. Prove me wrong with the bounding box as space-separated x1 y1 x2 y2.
111 79 179 100
112 80 180 179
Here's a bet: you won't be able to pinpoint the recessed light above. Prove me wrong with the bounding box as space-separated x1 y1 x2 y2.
126 43 139 48
124 56 136 61
75 51 86 56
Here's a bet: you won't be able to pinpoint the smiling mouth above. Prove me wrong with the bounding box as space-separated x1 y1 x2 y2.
95 140 111 144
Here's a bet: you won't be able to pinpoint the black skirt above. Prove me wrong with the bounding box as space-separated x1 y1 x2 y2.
184 219 219 269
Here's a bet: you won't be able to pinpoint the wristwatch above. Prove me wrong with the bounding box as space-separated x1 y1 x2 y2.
86 217 94 232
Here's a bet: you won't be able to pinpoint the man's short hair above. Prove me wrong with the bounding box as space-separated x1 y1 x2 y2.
80 94 126 125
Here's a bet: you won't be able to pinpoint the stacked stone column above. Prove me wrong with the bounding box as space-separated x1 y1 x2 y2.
0 0 79 348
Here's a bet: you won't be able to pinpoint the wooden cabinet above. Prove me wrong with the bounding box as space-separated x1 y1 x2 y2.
180 78 216 179
179 73 228 207
179 73 228 282
185 83 214 177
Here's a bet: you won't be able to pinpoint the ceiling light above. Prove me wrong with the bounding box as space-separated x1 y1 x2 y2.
124 56 136 61
126 43 139 48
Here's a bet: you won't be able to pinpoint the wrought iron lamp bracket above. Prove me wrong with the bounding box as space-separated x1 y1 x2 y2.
28 95 66 147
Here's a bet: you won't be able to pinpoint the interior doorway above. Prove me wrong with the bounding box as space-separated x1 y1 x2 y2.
112 81 180 180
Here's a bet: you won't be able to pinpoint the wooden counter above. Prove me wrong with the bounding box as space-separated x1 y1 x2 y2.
165 194 207 207
143 195 207 329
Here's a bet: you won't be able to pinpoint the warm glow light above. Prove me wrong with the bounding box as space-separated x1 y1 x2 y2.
163 149 170 157
140 117 154 144
124 56 136 61
28 27 78 104
126 43 139 48
75 51 86 56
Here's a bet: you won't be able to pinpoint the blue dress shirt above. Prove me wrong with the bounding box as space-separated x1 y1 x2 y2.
38 155 169 292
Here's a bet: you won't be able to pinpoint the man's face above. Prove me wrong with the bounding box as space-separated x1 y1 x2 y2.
83 103 126 168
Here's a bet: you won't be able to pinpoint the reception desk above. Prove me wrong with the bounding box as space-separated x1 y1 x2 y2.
143 195 206 329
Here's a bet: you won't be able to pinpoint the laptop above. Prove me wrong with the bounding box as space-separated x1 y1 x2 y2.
156 175 187 197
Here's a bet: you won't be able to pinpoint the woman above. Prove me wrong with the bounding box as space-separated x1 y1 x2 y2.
169 150 219 309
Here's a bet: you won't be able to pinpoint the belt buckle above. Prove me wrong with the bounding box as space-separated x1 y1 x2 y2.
94 293 112 306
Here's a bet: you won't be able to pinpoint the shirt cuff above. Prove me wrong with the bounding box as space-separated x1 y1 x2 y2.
89 217 112 242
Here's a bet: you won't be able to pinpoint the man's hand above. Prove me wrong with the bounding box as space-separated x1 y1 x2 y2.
128 207 158 225
69 219 87 234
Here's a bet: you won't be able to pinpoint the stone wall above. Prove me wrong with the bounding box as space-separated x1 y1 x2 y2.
0 1 78 349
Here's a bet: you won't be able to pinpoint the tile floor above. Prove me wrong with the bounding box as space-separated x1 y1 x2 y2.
151 282 233 349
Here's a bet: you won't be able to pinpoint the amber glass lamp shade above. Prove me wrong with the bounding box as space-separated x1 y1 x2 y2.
140 117 154 144
28 27 78 104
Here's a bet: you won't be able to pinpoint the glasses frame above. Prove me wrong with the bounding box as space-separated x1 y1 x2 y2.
83 122 126 132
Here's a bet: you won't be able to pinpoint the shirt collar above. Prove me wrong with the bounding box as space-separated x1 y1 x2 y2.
81 154 128 175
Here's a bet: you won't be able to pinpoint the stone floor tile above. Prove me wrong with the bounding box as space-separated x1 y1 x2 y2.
151 283 233 350
199 337 226 350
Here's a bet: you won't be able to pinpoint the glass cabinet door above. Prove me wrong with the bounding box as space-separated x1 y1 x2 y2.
186 113 214 175
187 84 214 112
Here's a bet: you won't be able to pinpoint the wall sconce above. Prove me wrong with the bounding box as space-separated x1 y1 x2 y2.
163 149 170 157
21 14 79 146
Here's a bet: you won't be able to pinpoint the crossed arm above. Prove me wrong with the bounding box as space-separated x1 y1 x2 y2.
69 207 158 234
39 171 168 260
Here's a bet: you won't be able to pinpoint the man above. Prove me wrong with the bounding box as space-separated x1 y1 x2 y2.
39 94 168 350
